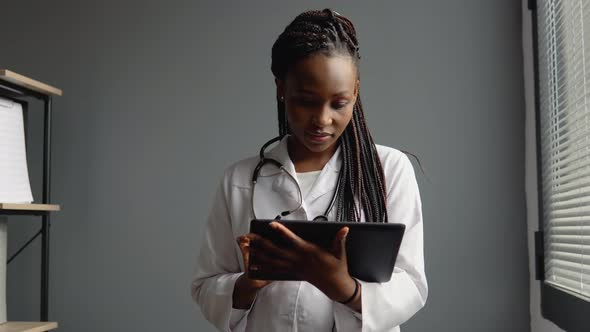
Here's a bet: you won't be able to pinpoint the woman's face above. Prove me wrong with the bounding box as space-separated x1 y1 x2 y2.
277 54 359 156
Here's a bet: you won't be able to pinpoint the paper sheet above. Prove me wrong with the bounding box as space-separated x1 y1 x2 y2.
0 96 33 203
0 217 6 324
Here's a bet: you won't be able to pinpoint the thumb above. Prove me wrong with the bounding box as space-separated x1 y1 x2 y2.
237 236 251 267
331 227 349 259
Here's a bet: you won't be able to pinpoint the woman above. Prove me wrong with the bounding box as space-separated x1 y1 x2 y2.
191 9 427 332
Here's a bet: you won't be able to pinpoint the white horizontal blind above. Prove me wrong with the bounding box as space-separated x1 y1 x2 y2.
538 0 590 301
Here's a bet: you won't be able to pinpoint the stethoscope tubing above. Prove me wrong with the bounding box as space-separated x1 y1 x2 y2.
251 135 339 221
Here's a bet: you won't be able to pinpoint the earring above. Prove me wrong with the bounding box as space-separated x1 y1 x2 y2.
279 96 284 102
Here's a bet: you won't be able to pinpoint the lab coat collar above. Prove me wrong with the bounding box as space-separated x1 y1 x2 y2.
265 135 342 203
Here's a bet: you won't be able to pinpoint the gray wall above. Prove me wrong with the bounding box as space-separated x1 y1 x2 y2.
1 1 529 331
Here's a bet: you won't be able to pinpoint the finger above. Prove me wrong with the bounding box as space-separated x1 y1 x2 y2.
250 257 296 277
241 233 264 242
236 235 249 244
249 266 293 280
247 231 303 256
331 227 349 259
269 222 309 250
250 234 295 260
237 236 251 255
250 250 293 271
242 233 279 254
237 235 254 249
250 243 293 264
236 236 252 269
256 245 300 269
249 245 273 266
243 233 274 247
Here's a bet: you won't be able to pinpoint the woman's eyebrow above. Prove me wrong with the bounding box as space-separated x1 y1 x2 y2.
333 91 352 97
294 89 351 97
294 88 317 95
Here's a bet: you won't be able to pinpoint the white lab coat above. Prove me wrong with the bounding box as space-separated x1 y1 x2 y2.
191 136 427 332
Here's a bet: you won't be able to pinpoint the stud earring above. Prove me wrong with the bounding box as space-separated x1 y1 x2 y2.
279 96 284 102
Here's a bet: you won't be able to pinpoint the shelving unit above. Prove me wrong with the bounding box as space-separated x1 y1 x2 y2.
0 205 60 214
0 69 61 331
0 322 57 332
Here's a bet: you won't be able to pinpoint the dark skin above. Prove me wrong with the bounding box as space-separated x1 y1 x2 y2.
233 54 362 313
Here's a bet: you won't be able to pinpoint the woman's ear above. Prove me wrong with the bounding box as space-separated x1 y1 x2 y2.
275 78 285 101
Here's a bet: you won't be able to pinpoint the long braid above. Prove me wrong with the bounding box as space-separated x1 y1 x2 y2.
271 9 388 223
278 96 288 136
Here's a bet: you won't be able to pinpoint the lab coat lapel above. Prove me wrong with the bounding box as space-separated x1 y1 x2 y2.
307 146 341 202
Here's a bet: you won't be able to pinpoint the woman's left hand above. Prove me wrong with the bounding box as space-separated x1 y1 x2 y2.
253 222 357 303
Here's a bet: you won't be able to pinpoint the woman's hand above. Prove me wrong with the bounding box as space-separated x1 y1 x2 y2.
232 235 272 309
237 235 273 289
251 222 358 304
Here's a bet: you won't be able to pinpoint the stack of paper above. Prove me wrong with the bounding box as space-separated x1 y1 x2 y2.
0 217 6 323
0 96 33 203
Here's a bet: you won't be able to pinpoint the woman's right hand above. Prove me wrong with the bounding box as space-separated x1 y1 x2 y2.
237 235 273 288
232 235 272 309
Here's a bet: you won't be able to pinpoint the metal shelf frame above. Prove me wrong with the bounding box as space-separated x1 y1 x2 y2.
0 78 54 322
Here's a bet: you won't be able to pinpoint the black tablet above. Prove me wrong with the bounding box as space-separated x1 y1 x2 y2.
248 219 405 283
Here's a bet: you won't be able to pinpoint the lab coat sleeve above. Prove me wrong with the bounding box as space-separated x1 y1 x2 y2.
191 176 251 331
333 153 428 332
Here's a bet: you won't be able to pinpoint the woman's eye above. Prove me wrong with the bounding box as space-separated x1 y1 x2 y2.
332 101 349 110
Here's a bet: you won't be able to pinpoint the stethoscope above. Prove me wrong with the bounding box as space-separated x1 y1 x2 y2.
251 136 340 221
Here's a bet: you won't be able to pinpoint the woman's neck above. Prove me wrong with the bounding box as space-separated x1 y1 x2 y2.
288 136 338 172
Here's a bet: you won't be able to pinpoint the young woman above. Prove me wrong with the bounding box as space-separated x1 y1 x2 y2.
191 9 427 332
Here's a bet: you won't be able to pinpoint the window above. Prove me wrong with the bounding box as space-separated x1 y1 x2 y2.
533 0 590 330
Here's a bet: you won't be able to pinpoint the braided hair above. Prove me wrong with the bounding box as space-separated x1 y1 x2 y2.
271 9 388 223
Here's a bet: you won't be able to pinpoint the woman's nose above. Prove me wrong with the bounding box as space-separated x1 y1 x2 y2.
312 105 332 127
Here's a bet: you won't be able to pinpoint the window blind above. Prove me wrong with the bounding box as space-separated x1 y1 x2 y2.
538 0 590 301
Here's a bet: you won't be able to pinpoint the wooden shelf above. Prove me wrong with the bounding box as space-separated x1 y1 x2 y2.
0 70 62 97
0 322 58 332
0 203 60 212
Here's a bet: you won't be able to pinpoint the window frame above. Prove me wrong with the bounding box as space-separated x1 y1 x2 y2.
530 0 590 330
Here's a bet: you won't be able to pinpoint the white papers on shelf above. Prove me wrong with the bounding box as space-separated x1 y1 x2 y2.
0 97 33 203
0 217 7 324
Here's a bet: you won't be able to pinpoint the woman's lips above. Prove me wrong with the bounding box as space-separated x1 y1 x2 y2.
305 131 332 143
